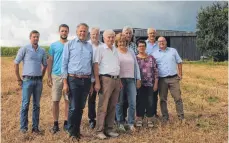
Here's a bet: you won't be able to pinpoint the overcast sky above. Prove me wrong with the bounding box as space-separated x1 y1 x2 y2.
1 1 214 46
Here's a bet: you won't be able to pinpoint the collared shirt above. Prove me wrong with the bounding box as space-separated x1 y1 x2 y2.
94 44 120 76
61 37 93 79
88 40 104 61
49 41 65 76
128 42 138 55
152 47 182 77
145 40 159 55
14 44 47 76
137 55 158 87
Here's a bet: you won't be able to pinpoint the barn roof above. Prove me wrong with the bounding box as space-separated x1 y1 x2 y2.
100 28 196 37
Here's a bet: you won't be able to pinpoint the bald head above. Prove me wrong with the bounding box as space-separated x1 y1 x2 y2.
103 29 115 48
90 27 100 43
147 28 156 43
158 36 167 50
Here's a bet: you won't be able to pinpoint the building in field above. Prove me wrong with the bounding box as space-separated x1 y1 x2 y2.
99 28 201 61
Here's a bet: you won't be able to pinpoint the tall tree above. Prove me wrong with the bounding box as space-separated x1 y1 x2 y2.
196 2 228 61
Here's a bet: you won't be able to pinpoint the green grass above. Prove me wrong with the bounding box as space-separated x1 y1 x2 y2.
1 46 49 57
183 61 228 66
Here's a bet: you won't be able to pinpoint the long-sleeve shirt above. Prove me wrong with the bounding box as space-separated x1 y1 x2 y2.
61 37 94 81
136 55 158 87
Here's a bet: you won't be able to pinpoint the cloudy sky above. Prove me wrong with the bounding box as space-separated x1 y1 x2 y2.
1 1 214 46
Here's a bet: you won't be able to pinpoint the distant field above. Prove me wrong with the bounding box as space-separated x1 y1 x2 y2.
1 46 49 57
1 57 228 143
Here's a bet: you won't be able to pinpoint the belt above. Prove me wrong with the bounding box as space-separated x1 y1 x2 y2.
23 76 42 80
160 74 177 78
100 74 119 79
68 74 90 79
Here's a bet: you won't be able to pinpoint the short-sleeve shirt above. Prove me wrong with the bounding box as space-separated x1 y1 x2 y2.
152 47 182 77
49 41 64 76
14 44 47 76
94 44 120 76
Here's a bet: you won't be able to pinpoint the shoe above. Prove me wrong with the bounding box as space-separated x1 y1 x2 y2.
96 132 107 140
129 125 136 132
155 114 160 118
70 135 80 142
20 128 28 134
161 118 169 127
51 125 60 134
63 124 68 132
105 131 119 138
118 124 126 132
32 128 41 134
147 117 154 128
89 120 96 129
180 119 187 126
136 117 143 127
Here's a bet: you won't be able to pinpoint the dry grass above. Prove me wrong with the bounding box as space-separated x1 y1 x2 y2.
1 57 228 143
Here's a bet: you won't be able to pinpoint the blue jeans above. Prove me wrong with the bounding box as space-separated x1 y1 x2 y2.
20 78 43 130
67 77 91 137
116 78 136 125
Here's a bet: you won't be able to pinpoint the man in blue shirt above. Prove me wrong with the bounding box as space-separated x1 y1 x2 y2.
152 37 185 125
14 30 47 134
146 28 159 118
61 23 94 141
47 24 69 134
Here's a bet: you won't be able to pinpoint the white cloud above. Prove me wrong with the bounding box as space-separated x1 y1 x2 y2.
1 1 213 46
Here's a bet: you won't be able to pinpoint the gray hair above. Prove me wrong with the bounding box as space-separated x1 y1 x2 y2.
103 29 115 37
147 28 156 34
77 23 89 30
122 26 133 34
90 27 100 33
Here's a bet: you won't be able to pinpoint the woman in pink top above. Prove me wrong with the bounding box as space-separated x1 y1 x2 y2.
115 33 141 132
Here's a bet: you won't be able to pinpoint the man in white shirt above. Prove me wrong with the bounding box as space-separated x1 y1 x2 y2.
87 27 103 129
94 29 121 139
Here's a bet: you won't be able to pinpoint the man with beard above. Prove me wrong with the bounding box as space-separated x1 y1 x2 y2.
47 24 69 134
14 30 47 134
62 23 94 141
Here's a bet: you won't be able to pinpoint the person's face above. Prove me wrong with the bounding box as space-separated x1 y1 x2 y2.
123 30 132 42
104 34 115 46
137 43 146 53
59 27 69 40
117 39 127 48
77 25 88 41
158 37 167 49
90 30 99 43
30 33 39 45
148 29 156 41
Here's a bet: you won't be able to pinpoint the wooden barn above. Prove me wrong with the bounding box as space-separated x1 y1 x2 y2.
99 28 202 61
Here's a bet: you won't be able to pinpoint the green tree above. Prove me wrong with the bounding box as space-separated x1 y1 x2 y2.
196 2 228 61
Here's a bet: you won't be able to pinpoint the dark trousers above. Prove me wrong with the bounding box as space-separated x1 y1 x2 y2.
136 86 155 117
68 77 91 137
153 90 158 115
88 89 97 122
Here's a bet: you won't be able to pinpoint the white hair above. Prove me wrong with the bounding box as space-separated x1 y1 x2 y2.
122 26 133 34
103 29 115 37
90 27 100 33
147 28 156 34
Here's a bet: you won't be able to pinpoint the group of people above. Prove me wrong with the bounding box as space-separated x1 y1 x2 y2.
14 23 185 141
